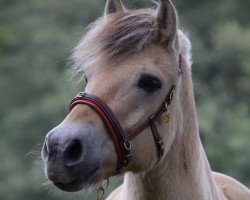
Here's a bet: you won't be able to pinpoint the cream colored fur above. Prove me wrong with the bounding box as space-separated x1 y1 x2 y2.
66 1 250 199
104 32 250 200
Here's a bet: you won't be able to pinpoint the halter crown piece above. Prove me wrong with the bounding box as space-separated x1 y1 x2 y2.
69 54 182 175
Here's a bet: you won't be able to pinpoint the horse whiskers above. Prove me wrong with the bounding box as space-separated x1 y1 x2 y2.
42 180 53 187
43 180 56 196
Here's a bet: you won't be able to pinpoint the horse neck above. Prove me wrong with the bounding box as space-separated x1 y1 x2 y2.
121 69 224 200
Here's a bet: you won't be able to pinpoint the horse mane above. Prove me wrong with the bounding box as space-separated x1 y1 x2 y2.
71 8 192 79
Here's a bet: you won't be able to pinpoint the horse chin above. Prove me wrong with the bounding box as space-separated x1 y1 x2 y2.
52 167 100 192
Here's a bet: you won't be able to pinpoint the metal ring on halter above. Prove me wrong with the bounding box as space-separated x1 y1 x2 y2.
158 139 163 144
124 141 131 150
164 101 170 111
96 186 104 200
96 179 109 200
169 90 174 102
125 153 131 157
76 92 85 98
165 90 174 109
101 178 109 189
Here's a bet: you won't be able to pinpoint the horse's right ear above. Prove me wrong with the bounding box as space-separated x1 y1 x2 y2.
156 0 179 50
105 0 125 15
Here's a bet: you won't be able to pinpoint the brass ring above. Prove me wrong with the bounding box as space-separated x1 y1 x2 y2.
101 178 109 189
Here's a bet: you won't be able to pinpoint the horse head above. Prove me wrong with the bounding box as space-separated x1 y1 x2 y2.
41 0 191 192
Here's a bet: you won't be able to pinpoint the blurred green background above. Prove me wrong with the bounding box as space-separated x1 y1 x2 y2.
0 0 249 199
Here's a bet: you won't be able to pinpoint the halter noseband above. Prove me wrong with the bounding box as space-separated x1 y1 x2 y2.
69 85 175 174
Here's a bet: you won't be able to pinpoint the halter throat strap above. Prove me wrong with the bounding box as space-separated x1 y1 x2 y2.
69 85 175 174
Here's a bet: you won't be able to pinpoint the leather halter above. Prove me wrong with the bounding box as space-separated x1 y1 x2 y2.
69 85 175 174
69 55 182 175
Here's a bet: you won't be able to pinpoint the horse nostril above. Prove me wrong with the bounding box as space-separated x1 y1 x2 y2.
64 139 83 166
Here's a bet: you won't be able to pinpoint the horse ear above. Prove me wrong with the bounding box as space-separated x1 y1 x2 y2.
156 0 179 50
105 0 125 15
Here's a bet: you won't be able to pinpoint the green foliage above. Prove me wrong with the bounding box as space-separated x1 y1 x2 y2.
0 0 249 199
178 0 250 186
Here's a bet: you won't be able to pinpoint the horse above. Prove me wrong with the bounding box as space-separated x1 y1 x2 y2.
41 0 250 199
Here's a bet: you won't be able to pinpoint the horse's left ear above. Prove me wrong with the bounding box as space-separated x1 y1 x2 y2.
156 0 179 51
105 0 125 15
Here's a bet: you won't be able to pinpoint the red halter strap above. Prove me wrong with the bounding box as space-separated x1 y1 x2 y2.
69 93 131 173
69 85 175 174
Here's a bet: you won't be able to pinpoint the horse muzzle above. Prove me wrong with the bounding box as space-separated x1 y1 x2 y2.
41 123 103 192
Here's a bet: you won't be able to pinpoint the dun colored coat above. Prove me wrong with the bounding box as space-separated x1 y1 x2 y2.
41 0 250 199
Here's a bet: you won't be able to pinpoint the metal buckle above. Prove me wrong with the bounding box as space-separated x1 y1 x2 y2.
124 141 131 150
163 100 171 124
76 92 85 98
96 179 109 200
162 88 174 123
164 101 169 110
169 89 174 101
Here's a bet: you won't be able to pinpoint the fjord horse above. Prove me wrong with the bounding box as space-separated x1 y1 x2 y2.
41 0 250 199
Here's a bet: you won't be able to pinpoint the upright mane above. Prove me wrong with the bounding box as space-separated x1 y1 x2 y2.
71 8 192 79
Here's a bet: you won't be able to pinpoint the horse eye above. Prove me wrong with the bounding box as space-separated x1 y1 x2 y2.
137 74 162 93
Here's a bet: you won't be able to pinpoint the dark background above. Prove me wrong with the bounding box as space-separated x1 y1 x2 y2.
0 0 249 199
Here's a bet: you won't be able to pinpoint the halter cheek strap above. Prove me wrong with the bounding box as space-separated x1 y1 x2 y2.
126 85 175 158
69 85 175 174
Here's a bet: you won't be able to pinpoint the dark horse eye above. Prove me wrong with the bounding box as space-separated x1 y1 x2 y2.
137 74 162 93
